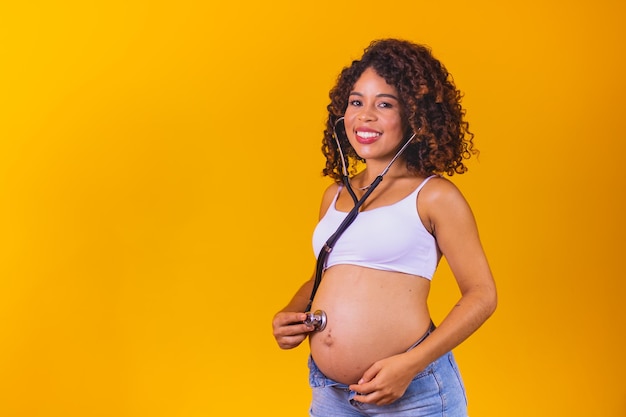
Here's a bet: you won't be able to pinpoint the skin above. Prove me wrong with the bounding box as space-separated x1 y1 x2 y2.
272 68 497 406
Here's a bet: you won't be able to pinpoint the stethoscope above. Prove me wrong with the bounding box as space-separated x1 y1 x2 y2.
303 117 416 331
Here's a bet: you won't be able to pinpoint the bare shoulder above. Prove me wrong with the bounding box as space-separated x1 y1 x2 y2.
319 182 341 219
420 176 466 204
418 176 474 228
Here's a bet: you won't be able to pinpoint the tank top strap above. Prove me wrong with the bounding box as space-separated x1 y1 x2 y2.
414 174 439 195
326 184 343 213
334 184 343 200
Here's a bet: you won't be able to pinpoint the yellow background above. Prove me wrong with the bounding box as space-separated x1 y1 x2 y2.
1 1 625 416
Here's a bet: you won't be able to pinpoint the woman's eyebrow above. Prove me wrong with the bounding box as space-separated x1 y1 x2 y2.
348 91 399 100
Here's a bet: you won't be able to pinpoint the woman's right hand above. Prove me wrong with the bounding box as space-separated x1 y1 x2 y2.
272 311 315 349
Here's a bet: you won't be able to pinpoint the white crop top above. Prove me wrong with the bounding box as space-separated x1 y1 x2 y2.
312 175 439 279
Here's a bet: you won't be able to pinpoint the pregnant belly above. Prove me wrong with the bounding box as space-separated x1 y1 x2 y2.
308 265 431 385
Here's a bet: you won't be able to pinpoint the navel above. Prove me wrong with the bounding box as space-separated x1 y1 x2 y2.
322 329 334 347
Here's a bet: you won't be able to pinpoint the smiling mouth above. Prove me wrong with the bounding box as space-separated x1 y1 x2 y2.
355 130 381 144
357 131 380 139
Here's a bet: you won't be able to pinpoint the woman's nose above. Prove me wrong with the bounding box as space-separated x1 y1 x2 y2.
357 106 377 121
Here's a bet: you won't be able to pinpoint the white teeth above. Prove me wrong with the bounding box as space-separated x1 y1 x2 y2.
357 131 380 139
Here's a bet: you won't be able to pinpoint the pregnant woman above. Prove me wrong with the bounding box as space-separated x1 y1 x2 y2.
272 38 497 417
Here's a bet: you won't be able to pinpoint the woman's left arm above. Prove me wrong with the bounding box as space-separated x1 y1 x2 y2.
416 177 498 359
404 178 497 372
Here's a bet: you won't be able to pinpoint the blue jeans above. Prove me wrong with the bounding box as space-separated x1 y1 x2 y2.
308 352 468 416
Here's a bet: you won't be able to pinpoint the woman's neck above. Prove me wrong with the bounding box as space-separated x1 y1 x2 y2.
353 159 412 189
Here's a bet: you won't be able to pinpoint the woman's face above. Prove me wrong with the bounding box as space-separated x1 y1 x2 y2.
343 67 406 162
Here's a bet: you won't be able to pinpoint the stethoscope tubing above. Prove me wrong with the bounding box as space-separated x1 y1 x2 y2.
305 118 416 312
305 174 382 312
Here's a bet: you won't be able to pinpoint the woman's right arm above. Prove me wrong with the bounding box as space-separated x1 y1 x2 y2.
272 278 315 349
272 183 340 350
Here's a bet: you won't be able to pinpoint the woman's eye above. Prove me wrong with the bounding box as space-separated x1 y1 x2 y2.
378 102 393 108
349 99 362 106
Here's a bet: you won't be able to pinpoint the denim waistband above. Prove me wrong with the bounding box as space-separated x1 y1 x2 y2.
406 320 436 351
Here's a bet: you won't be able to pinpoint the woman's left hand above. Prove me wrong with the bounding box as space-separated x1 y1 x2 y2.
348 354 417 406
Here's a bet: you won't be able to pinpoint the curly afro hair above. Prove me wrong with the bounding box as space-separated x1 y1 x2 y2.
322 39 477 181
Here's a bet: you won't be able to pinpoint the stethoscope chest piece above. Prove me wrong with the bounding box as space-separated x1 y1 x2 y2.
304 310 327 332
